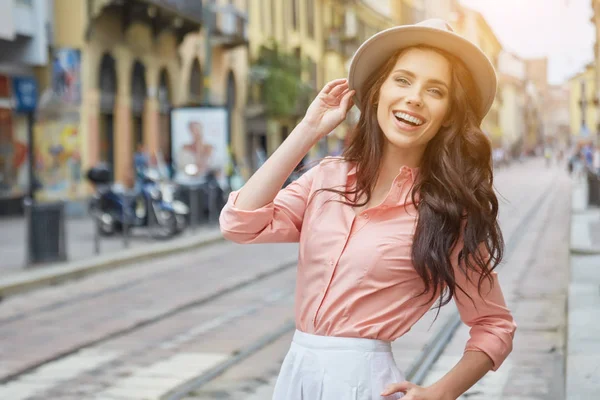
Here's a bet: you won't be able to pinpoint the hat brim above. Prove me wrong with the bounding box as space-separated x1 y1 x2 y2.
348 25 497 117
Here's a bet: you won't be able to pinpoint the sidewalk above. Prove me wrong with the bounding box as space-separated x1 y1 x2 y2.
0 216 223 298
567 178 600 399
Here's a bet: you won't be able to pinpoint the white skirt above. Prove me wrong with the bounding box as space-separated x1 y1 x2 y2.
272 330 405 399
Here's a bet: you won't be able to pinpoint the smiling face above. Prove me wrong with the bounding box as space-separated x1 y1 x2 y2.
376 47 452 154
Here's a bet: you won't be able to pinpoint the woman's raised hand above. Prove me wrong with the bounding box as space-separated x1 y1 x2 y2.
301 78 355 140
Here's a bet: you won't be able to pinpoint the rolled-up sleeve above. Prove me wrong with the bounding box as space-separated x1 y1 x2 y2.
452 243 517 371
218 165 318 244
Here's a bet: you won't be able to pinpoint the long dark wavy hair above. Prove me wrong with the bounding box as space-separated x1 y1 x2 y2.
318 45 504 309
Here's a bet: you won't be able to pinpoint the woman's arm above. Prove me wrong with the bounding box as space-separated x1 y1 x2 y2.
383 244 516 399
382 352 492 400
219 79 355 244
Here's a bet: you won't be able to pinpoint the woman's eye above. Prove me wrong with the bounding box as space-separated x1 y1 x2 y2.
429 88 443 96
395 77 410 85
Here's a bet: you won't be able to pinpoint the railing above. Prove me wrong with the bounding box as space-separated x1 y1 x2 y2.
325 30 342 53
142 0 203 24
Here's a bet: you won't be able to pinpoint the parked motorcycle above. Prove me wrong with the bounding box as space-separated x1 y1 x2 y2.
86 165 189 239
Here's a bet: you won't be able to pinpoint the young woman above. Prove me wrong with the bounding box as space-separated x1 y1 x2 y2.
219 19 516 400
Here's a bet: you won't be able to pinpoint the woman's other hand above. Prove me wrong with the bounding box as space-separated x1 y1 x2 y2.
381 381 453 400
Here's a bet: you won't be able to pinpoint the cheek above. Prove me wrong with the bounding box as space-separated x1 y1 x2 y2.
428 103 450 129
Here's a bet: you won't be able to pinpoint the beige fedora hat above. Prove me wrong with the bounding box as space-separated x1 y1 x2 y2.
348 18 497 118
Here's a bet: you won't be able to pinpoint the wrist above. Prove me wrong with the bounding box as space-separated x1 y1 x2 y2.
291 121 323 147
426 385 455 400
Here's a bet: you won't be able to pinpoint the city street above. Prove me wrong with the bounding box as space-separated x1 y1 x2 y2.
0 158 585 399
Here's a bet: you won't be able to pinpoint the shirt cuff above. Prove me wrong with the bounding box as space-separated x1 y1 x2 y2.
464 329 514 371
219 190 275 235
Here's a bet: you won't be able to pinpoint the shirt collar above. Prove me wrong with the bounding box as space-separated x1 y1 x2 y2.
346 163 419 182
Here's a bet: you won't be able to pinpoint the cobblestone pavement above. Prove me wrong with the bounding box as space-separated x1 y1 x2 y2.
566 179 600 399
0 158 571 400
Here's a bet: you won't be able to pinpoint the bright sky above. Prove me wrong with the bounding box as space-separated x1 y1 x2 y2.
460 0 596 84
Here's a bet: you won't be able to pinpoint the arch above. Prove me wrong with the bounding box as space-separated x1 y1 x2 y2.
226 70 236 111
226 70 236 146
99 52 117 114
131 60 147 116
189 58 203 103
158 68 171 114
131 60 147 148
158 67 172 164
98 52 118 180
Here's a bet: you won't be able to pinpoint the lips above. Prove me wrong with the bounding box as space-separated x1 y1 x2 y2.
391 110 426 133
393 110 426 126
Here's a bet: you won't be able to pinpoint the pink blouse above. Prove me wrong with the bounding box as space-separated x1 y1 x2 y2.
219 158 516 370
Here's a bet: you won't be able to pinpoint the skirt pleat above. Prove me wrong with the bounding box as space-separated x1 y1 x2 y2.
272 330 404 400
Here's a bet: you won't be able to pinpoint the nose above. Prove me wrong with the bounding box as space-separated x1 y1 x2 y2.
405 88 423 108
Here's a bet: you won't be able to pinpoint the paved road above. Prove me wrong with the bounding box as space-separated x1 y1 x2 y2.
0 158 571 399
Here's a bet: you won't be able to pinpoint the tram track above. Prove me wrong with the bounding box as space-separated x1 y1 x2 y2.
0 252 298 385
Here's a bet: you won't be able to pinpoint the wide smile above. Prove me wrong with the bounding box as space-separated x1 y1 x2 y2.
392 110 427 132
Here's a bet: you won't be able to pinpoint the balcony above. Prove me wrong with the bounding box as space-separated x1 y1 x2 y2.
341 37 359 59
325 29 342 53
89 0 203 42
141 0 202 25
209 5 248 49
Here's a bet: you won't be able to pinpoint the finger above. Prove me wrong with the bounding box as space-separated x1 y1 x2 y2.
340 90 355 111
329 82 349 98
380 381 416 396
322 78 348 95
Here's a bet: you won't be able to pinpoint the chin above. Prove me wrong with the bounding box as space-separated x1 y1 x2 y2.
384 128 428 149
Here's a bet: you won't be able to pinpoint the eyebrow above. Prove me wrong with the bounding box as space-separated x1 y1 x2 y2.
392 69 450 90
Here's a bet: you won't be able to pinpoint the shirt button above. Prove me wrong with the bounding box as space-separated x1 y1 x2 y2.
396 181 402 187
329 260 334 266
363 213 369 219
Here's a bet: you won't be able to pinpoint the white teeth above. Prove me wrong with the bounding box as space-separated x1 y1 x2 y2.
393 111 424 126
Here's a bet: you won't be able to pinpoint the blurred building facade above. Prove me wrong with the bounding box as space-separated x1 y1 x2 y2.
44 0 248 194
590 0 600 143
497 51 527 156
453 6 503 146
0 0 552 212
0 0 51 214
544 84 570 147
568 63 598 142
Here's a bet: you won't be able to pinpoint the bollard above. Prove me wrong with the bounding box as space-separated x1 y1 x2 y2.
24 197 33 266
122 195 130 248
208 184 218 224
587 169 600 207
190 186 199 232
93 216 101 255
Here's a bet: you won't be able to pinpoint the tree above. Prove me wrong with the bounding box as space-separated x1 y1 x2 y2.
249 41 313 118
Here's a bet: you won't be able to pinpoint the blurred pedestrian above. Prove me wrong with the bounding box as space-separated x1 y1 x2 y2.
593 144 600 175
220 19 515 400
133 143 149 191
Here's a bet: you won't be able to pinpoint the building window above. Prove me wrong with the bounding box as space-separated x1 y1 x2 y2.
291 0 298 30
307 0 315 38
271 0 277 36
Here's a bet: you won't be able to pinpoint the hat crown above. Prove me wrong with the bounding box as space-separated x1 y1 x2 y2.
415 18 454 33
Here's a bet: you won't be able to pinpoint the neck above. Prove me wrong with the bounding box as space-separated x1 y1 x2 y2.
377 143 425 185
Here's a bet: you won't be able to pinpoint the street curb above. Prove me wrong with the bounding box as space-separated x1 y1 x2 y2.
570 246 600 255
0 232 225 299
